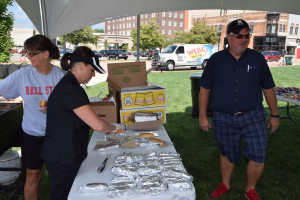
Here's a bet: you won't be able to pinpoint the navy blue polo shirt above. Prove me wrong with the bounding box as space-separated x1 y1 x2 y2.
200 48 275 113
41 72 90 164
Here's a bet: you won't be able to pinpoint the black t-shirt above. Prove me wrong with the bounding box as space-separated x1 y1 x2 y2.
41 72 90 164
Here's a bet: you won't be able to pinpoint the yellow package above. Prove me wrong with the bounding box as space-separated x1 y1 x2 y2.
135 93 145 106
145 92 155 105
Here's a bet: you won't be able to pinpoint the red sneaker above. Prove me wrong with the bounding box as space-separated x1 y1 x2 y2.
210 183 230 199
245 189 261 200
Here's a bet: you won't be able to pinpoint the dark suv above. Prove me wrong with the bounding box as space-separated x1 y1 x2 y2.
106 50 128 60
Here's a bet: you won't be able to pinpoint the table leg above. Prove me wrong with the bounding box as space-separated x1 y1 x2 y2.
280 102 296 124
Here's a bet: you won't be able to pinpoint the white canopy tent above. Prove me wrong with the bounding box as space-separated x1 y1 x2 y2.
16 0 300 39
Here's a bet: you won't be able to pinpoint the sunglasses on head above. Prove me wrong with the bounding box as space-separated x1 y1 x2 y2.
229 33 251 39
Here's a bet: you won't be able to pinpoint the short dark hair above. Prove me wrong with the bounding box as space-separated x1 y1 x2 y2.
24 35 60 59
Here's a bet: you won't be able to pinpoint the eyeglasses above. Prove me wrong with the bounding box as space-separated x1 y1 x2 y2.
228 34 251 39
25 51 44 57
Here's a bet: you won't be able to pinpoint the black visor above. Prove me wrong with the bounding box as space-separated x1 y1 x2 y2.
69 55 105 74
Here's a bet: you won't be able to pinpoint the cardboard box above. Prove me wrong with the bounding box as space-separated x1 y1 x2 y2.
107 61 148 92
120 106 166 125
120 83 167 109
90 101 118 123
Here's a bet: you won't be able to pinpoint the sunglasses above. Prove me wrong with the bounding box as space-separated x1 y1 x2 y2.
25 51 45 57
229 34 251 39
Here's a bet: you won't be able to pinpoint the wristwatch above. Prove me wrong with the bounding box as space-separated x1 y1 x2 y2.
271 114 280 118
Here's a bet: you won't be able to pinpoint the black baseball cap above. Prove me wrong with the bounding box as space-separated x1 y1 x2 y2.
227 19 250 35
69 55 105 74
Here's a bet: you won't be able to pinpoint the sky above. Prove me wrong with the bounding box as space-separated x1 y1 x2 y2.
7 1 105 30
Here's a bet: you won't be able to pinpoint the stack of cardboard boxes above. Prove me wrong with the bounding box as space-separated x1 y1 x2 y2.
91 61 167 130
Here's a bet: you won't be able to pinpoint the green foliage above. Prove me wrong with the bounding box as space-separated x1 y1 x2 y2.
94 28 104 33
64 26 99 45
0 0 14 63
173 20 218 45
104 40 108 49
131 18 167 51
121 44 128 51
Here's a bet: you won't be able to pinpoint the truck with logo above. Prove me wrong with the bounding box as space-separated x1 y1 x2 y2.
153 44 215 70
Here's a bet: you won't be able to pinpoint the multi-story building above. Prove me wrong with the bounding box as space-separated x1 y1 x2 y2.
104 9 299 58
197 10 300 56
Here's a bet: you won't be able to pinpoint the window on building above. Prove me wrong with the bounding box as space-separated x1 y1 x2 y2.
123 23 125 28
129 17 131 20
279 24 282 32
168 21 172 26
133 16 135 20
113 25 115 29
119 24 122 28
145 14 148 18
122 31 125 35
162 12 165 17
162 20 165 26
162 29 165 34
174 21 177 27
283 25 286 32
107 32 110 35
174 12 177 18
180 22 183 27
152 13 155 17
129 23 131 28
290 27 294 34
168 30 171 35
113 20 115 22
133 22 135 27
250 22 254 33
141 15 144 18
169 12 172 17
108 25 110 30
180 13 183 18
112 31 114 35
295 27 299 35
267 25 271 34
271 25 276 33
219 25 222 32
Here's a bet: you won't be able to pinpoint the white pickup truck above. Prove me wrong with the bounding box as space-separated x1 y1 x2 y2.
154 44 215 70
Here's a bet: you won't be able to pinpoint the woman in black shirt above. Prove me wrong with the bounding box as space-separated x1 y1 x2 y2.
41 46 123 200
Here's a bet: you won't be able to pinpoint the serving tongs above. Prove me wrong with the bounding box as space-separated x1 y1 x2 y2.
97 154 111 173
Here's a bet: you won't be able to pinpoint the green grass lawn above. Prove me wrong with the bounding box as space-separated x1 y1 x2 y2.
13 65 299 200
85 65 300 200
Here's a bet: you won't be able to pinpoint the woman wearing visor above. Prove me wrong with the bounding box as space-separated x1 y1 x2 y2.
41 46 124 200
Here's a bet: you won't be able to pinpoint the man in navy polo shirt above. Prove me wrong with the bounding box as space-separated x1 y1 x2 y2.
199 19 280 200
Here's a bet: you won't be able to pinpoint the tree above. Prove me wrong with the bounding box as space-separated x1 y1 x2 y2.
104 40 108 49
131 18 166 58
94 28 104 33
0 0 14 63
173 20 218 45
60 26 99 45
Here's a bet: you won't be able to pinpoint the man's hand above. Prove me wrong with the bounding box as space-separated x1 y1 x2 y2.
267 117 280 133
199 115 211 132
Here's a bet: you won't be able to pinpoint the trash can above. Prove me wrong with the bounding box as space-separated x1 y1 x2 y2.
285 56 293 65
189 72 212 118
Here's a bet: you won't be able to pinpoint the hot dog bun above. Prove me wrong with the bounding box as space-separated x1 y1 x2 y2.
40 100 47 107
149 138 163 146
139 133 155 139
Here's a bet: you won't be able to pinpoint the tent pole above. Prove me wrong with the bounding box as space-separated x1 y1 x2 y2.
39 0 48 37
136 15 140 62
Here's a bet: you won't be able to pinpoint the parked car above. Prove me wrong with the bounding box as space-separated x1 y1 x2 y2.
262 51 281 62
8 49 18 53
106 50 128 60
92 50 102 58
99 50 108 57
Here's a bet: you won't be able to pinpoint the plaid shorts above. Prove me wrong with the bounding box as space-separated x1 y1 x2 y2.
212 105 268 163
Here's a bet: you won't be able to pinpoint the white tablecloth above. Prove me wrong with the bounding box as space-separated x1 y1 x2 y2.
276 95 300 106
68 125 196 200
